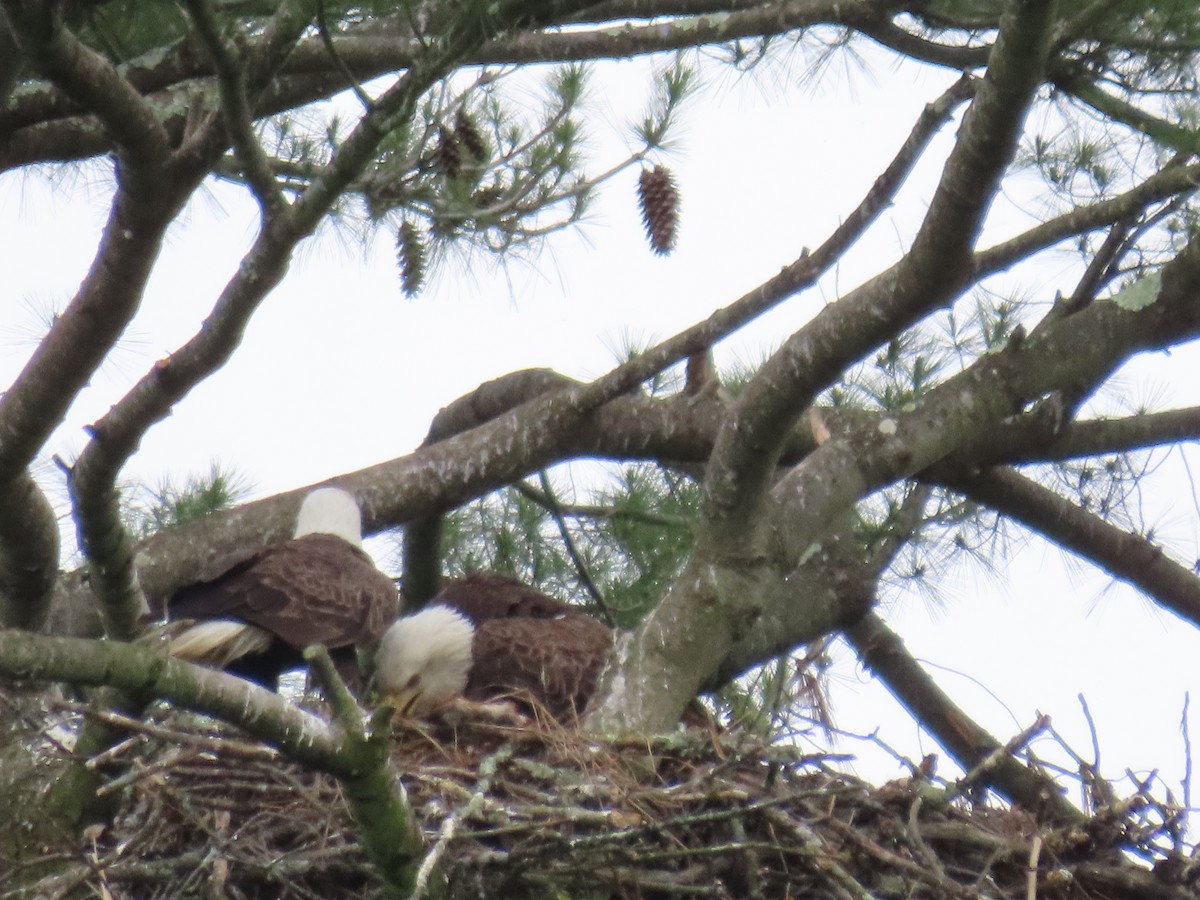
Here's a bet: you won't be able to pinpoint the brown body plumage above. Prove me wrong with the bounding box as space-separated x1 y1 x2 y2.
377 572 613 721
161 489 398 687
443 574 612 719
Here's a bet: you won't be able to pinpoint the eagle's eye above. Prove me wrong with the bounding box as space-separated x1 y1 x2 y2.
405 672 421 689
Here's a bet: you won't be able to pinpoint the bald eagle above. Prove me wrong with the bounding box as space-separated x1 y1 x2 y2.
374 572 613 721
159 487 398 688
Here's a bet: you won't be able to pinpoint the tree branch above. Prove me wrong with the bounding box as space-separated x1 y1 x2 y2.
590 172 1200 730
932 466 1200 631
705 486 932 690
181 0 288 215
702 0 1056 552
0 0 170 162
0 471 60 630
843 611 1083 824
1054 69 1200 156
0 628 427 892
970 158 1200 283
65 0 611 640
0 4 198 630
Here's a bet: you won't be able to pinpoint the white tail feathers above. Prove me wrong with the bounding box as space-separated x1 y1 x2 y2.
167 619 273 668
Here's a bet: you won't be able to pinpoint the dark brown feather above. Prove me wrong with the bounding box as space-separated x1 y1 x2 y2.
466 615 613 720
425 571 582 621
165 533 398 652
427 572 613 719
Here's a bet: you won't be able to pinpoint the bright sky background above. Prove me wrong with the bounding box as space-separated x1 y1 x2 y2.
3 43 1200 809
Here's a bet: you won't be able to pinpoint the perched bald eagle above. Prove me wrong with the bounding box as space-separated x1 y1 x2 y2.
159 487 398 688
375 572 613 721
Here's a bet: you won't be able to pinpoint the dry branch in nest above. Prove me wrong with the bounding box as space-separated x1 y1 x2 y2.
6 706 1198 899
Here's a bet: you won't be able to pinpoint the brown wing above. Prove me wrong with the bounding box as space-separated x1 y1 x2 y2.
428 571 582 622
466 614 613 720
166 533 397 650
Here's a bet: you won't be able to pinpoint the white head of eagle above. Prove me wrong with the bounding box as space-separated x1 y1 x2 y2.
294 486 363 545
161 485 396 686
375 605 475 716
372 573 615 721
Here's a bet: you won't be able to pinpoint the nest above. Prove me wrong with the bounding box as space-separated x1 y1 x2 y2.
10 706 1200 899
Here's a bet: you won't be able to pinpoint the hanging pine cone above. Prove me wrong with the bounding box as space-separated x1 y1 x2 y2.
436 127 462 179
637 164 679 255
455 109 487 161
396 220 426 298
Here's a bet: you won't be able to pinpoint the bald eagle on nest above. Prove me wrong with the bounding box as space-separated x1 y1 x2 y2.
374 572 613 722
159 487 398 688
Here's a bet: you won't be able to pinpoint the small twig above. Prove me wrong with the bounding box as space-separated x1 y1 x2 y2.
510 480 689 529
58 700 281 762
1181 691 1193 854
760 807 875 900
532 471 615 626
315 0 375 111
905 796 944 877
1026 834 1042 900
813 809 979 899
1078 693 1102 770
85 734 142 770
411 743 515 898
948 714 1052 802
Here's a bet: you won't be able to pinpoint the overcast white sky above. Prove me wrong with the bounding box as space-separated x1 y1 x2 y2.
3 46 1200 804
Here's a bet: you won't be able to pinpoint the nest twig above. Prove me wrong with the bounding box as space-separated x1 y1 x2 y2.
6 708 1198 899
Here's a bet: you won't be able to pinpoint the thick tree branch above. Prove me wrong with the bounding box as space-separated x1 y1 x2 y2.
0 1 878 139
705 486 933 690
65 0 611 640
590 187 1200 731
306 645 427 892
971 158 1200 282
387 61 971 602
182 0 288 215
856 16 992 70
934 466 1200 631
45 379 1200 642
583 0 1064 732
844 611 1083 824
0 629 427 893
772 233 1200 568
0 7 198 630
0 2 920 171
0 0 170 162
0 472 60 630
702 0 1057 552
0 630 330 765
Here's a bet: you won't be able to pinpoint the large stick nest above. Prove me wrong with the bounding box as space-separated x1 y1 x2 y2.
8 705 1199 899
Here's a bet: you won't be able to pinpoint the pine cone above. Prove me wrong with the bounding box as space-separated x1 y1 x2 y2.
637 164 679 255
436 127 462 179
455 109 488 161
396 221 426 298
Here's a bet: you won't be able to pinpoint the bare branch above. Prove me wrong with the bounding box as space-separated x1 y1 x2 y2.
971 159 1200 282
843 611 1082 824
0 4 199 629
0 471 59 630
703 1 1056 551
64 1 612 638
933 466 1200 631
0 0 170 161
0 626 428 892
182 0 288 215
